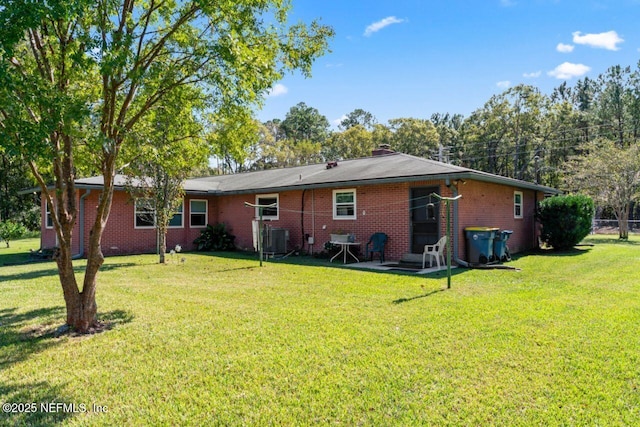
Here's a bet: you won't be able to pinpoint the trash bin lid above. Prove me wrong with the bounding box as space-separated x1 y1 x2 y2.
465 227 499 231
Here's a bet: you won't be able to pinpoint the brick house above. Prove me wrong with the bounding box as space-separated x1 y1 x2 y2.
39 151 559 263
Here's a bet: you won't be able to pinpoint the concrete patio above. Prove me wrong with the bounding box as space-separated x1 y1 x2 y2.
340 260 457 275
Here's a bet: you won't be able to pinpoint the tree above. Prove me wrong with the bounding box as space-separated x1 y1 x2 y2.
595 65 632 147
431 113 463 163
339 108 377 131
124 86 209 264
323 125 374 160
280 102 330 144
208 107 260 173
0 220 27 248
0 0 333 332
0 149 40 229
565 139 640 239
458 85 547 182
387 118 439 158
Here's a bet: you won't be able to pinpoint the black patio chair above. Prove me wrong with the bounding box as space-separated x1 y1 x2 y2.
365 232 388 263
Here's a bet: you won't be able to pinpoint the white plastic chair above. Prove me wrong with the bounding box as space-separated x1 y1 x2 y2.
422 236 447 269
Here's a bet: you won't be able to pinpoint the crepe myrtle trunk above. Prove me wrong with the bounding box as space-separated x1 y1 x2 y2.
616 204 630 240
53 173 114 332
56 218 105 331
158 225 167 264
51 220 101 331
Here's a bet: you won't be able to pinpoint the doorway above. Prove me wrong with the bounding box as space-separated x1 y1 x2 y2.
410 187 440 253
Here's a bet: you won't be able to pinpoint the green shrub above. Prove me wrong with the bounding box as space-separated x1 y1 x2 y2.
0 220 28 248
537 194 594 250
193 223 236 251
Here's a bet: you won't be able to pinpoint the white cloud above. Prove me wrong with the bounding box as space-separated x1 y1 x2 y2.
496 80 511 88
267 83 288 97
523 71 541 78
333 115 348 127
556 43 574 53
572 30 624 51
547 62 591 79
364 16 405 37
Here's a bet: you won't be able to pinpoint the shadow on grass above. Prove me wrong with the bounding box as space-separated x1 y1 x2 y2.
0 381 77 426
0 306 66 370
584 236 640 246
528 246 593 258
0 252 44 267
0 262 138 283
393 288 447 304
0 307 134 370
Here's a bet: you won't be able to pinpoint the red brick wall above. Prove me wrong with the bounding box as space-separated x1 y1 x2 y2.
39 180 543 261
456 180 542 260
216 180 541 262
217 181 451 261
41 189 218 257
88 191 219 256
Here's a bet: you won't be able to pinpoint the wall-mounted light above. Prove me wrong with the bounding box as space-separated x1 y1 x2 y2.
426 203 436 220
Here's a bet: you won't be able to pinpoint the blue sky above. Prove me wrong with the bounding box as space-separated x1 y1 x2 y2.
257 0 640 127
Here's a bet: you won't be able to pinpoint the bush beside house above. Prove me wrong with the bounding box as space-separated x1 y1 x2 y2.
537 194 594 250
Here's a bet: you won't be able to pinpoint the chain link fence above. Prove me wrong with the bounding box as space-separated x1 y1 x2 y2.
592 219 640 233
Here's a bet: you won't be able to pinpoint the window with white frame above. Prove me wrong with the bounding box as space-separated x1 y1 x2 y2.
168 202 184 228
190 199 207 227
135 199 156 228
333 189 356 220
514 191 523 219
255 194 279 220
45 202 53 229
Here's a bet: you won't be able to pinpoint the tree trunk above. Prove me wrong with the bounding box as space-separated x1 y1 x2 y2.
159 227 166 264
616 204 630 240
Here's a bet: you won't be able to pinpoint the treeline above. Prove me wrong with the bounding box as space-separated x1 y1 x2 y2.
213 62 640 191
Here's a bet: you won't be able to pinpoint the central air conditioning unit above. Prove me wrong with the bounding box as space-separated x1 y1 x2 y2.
252 221 289 254
264 227 289 254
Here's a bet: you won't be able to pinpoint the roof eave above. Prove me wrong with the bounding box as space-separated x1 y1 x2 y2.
211 171 560 195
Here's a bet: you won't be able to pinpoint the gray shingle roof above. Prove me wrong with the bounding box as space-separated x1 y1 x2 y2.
71 152 559 195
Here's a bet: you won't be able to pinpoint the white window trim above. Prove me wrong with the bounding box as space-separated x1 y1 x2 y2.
333 189 357 220
190 199 208 228
168 201 184 229
134 198 156 229
514 191 523 219
255 193 279 220
45 202 53 229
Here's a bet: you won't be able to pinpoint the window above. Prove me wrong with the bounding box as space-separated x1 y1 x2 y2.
168 202 184 228
45 202 53 229
333 189 356 220
190 200 207 227
255 194 279 220
135 199 156 228
514 191 523 219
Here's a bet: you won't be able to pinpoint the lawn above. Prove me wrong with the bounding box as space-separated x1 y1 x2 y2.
1 235 639 426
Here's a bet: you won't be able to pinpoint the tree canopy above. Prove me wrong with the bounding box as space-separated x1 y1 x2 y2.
0 0 333 332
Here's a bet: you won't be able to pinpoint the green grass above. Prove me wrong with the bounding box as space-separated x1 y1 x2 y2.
1 235 639 426
0 237 42 266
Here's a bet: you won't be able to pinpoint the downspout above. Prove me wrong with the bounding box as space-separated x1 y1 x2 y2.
311 189 316 255
446 179 469 267
75 189 91 259
301 189 306 252
533 190 539 249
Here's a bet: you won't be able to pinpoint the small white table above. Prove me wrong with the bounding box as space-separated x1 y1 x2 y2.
330 241 361 264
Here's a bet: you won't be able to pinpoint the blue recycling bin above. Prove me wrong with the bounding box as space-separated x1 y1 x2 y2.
464 227 499 264
493 230 513 262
